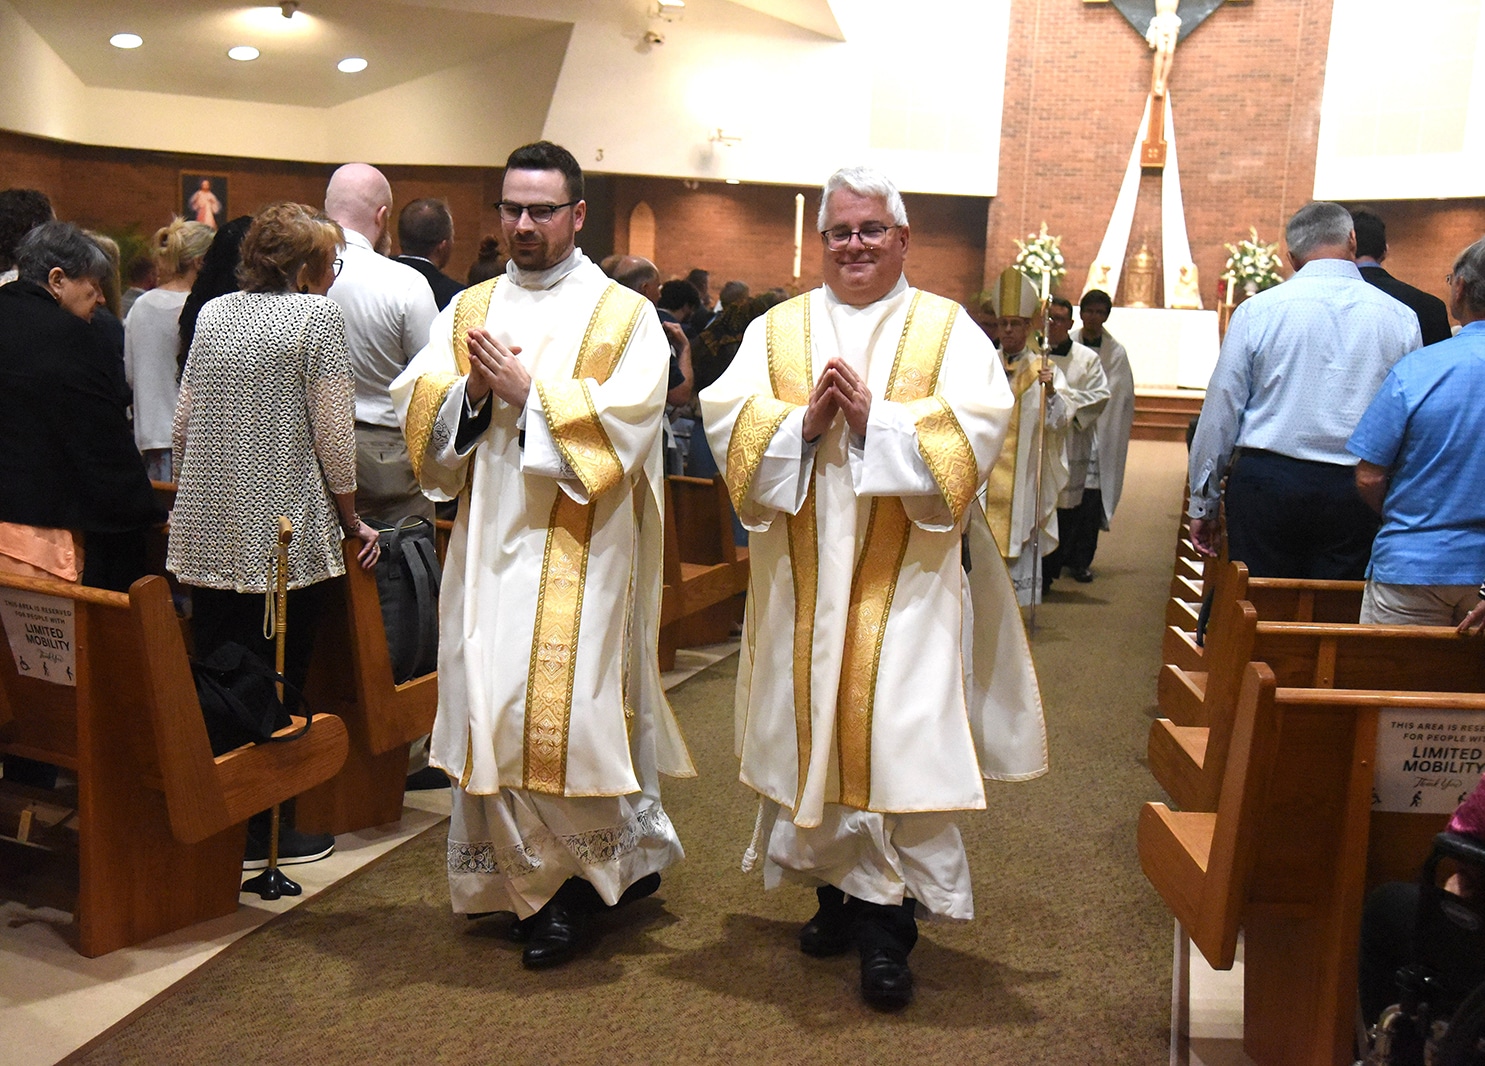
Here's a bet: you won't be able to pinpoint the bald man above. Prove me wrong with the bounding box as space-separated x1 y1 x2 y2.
325 163 439 524
613 255 692 406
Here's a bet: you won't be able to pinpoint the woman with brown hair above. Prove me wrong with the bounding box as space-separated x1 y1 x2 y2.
168 201 379 867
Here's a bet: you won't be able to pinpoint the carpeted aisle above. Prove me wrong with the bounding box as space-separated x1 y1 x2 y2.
67 440 1189 1065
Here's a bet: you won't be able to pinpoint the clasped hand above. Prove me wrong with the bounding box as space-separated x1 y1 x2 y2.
465 328 529 409
802 358 871 442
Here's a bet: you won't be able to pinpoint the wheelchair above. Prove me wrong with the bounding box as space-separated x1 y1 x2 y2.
1365 832 1485 1066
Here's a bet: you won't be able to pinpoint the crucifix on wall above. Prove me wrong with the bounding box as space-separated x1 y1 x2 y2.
1084 0 1245 168
1080 0 1247 309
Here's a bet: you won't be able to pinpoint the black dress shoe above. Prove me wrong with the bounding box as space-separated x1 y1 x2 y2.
521 901 588 969
617 872 661 907
800 885 856 957
860 946 914 1010
1072 568 1094 583
855 898 918 1009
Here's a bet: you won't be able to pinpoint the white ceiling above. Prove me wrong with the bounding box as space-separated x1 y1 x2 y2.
6 0 843 108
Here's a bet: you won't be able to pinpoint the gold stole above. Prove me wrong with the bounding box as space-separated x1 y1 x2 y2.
403 277 501 484
759 290 963 811
425 278 648 794
982 351 1043 557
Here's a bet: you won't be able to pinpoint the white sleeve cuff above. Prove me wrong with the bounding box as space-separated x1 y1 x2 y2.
849 401 938 497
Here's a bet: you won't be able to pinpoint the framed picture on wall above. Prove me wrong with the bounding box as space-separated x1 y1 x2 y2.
180 172 228 230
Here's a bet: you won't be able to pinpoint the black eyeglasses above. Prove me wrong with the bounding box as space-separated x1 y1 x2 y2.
821 223 899 250
496 201 578 224
331 257 343 277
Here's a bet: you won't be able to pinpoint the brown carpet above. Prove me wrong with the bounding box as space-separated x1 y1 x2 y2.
67 440 1189 1066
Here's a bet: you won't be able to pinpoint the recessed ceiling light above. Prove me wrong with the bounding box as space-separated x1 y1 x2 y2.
725 178 741 185
228 45 261 61
110 33 143 49
337 57 368 73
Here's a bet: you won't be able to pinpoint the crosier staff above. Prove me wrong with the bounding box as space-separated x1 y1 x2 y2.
1028 271 1052 633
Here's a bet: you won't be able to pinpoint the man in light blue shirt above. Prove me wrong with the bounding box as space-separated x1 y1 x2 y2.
1349 236 1485 629
1188 201 1421 577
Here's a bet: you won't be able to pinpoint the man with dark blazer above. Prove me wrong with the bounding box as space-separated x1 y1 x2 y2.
393 198 465 310
1351 208 1452 347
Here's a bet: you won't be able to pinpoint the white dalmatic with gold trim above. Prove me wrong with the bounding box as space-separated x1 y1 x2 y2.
699 276 1048 921
390 249 694 918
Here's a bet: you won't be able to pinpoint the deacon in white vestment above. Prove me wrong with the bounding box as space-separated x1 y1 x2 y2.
1068 288 1136 574
391 142 693 970
1041 296 1109 590
986 268 1071 607
700 167 1047 1010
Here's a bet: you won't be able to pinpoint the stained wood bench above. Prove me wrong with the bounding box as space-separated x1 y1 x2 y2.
1164 560 1365 671
1151 595 1485 810
659 474 748 671
0 572 348 956
295 542 438 836
1140 661 1485 1066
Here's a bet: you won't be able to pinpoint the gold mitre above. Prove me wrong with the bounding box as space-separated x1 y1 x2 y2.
997 267 1039 318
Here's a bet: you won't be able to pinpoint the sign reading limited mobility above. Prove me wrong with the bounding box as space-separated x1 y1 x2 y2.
1375 710 1485 814
0 590 76 687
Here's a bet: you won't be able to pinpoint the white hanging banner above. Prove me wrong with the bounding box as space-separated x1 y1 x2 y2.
1160 96 1201 309
1084 96 1150 302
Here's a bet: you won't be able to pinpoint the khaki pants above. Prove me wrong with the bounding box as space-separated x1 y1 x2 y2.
1359 580 1478 626
355 422 434 526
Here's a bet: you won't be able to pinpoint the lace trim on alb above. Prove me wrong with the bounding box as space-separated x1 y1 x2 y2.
447 806 673 877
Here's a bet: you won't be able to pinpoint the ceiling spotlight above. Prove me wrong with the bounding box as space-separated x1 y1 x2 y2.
655 0 684 19
110 33 143 49
725 178 741 185
280 1 299 16
337 57 368 73
228 45 261 61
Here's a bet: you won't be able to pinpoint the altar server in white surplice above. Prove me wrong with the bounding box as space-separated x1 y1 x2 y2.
699 167 1048 1012
988 268 1071 607
1041 294 1110 593
391 142 693 971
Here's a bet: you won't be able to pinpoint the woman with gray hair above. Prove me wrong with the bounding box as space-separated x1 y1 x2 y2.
0 220 160 590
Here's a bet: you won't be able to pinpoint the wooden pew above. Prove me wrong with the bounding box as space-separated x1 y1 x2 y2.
1164 560 1365 672
295 542 438 836
1140 664 1485 1066
1151 596 1485 810
659 475 748 671
0 572 348 956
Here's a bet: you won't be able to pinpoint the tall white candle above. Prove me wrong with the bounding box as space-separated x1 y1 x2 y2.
792 193 804 280
1040 270 1050 301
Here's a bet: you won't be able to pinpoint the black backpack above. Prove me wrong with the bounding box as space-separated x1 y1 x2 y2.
191 641 308 756
372 517 441 682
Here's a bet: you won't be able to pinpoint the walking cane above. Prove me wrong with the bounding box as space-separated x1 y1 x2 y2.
242 517 300 900
1027 277 1052 634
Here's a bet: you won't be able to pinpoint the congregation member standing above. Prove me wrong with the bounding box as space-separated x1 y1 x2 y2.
700 166 1046 1010
1066 288 1135 580
1040 295 1109 593
0 187 53 286
989 268 1070 606
124 217 214 481
169 202 380 867
1351 208 1452 348
1348 237 1485 628
324 163 439 524
1187 201 1421 577
392 141 693 970
393 197 465 311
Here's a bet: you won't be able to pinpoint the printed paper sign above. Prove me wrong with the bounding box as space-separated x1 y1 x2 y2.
0 591 76 687
1374 710 1485 814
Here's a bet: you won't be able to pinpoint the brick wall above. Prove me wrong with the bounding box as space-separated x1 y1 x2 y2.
986 0 1480 313
610 177 989 304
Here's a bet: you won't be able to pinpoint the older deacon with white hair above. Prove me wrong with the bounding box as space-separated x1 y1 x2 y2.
700 166 1047 1011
